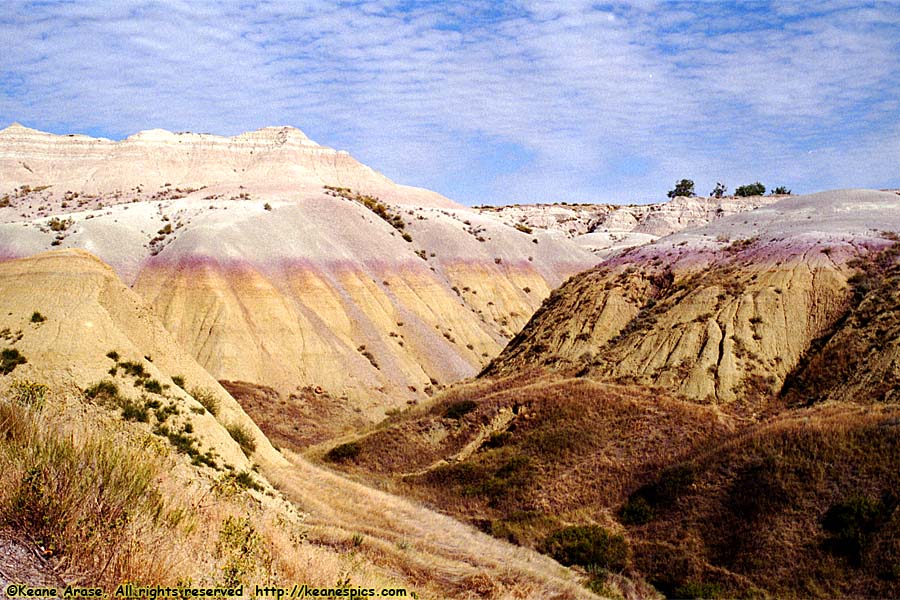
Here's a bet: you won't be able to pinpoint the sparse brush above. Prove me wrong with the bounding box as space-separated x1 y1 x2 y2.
227 423 257 455
191 387 220 416
0 348 27 375
83 379 120 403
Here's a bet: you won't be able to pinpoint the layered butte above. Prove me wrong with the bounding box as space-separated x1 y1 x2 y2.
0 123 783 435
0 122 456 207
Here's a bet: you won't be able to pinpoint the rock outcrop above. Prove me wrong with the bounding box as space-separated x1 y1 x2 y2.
0 122 457 208
480 194 780 256
0 125 599 432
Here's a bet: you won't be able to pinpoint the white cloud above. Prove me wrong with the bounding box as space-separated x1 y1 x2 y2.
0 0 898 204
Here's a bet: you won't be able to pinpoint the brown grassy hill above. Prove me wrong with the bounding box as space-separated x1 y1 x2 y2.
325 373 900 598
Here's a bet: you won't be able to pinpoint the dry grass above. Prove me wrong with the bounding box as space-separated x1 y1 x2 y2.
0 383 602 599
265 450 598 600
326 373 734 549
328 367 900 598
628 403 900 598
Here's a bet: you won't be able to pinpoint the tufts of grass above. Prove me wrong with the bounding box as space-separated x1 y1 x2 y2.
226 423 257 456
142 378 163 394
83 379 120 402
30 311 46 323
0 348 27 375
191 387 219 416
121 399 149 423
0 396 166 586
118 360 148 378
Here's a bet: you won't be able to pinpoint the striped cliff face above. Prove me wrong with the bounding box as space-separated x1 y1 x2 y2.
485 189 900 408
129 195 596 426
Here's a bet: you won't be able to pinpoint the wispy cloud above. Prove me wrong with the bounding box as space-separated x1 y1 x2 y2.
1 0 898 204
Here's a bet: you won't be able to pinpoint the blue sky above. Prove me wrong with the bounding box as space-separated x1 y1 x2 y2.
1 1 898 205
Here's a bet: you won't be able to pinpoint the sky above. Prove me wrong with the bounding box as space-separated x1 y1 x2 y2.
1 1 898 205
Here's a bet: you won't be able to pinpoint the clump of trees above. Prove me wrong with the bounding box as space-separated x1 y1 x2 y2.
667 179 695 198
668 179 791 199
735 182 766 197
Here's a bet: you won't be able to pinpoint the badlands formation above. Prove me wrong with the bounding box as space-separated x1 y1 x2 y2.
486 189 900 406
0 123 765 441
337 188 900 599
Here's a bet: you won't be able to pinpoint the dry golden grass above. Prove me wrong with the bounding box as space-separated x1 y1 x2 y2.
265 450 599 600
0 382 604 599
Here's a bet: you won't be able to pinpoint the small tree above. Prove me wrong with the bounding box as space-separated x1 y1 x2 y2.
667 179 695 199
710 182 727 198
735 182 766 197
772 186 791 195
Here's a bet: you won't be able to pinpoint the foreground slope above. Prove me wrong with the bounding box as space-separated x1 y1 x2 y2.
0 249 601 599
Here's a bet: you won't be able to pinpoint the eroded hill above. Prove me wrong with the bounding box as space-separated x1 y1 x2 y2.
327 189 900 598
0 249 600 599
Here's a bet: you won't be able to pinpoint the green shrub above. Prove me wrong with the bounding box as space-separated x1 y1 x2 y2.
541 525 628 570
0 348 27 375
667 179 695 198
326 441 361 462
443 400 477 419
619 463 696 524
216 516 266 587
10 380 47 408
226 423 256 455
735 182 766 197
171 375 185 388
142 379 163 394
106 350 119 361
710 182 727 198
674 581 724 599
619 495 655 525
822 494 892 565
514 223 533 234
30 312 46 323
772 186 791 195
83 380 119 402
